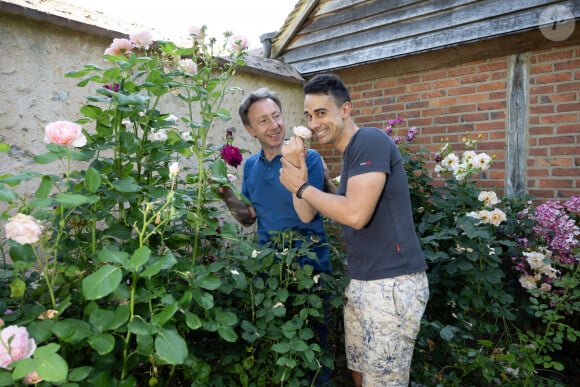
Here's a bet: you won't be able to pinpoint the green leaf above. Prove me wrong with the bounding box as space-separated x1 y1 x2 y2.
89 308 116 332
152 303 178 327
84 167 102 192
128 317 158 335
139 251 177 278
0 188 17 202
155 328 188 365
456 260 474 271
27 319 56 344
35 353 68 382
128 246 151 272
185 312 202 330
82 264 122 300
88 333 116 355
54 193 93 206
271 341 291 354
33 152 59 164
112 177 141 192
440 325 458 341
215 310 238 326
80 104 103 119
35 176 54 199
69 366 92 382
52 319 91 343
196 272 221 290
218 326 238 343
0 143 10 152
97 245 130 265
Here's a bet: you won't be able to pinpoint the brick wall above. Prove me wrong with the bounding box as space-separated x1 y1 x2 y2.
314 44 580 203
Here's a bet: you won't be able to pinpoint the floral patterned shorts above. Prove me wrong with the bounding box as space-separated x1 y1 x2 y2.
344 271 429 386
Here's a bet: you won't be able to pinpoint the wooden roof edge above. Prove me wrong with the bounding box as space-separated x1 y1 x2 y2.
270 0 320 59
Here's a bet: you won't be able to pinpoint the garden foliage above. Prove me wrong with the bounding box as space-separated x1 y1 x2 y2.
0 28 578 387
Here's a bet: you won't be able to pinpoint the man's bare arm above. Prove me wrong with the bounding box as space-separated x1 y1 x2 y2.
217 186 256 227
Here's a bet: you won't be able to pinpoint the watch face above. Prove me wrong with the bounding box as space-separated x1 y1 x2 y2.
539 4 575 42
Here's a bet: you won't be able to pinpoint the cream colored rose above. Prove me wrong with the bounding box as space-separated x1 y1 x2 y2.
292 125 312 140
169 161 180 177
5 214 42 245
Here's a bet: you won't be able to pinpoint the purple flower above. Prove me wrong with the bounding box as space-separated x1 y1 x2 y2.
406 126 417 142
220 144 243 168
565 196 580 213
434 152 442 163
103 83 120 92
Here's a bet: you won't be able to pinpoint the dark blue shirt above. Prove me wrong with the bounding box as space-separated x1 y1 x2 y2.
242 149 331 273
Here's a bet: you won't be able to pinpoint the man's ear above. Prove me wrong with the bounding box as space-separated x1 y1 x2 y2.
341 101 352 119
244 125 256 138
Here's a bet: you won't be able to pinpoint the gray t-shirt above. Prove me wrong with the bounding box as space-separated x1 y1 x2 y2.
337 127 427 280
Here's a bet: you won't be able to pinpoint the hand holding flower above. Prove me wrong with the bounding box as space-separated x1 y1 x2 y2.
281 136 305 167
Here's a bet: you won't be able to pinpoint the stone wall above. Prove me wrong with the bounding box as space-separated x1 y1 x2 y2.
0 9 306 220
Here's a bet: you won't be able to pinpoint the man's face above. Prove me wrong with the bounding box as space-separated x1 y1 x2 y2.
303 93 345 145
245 98 285 149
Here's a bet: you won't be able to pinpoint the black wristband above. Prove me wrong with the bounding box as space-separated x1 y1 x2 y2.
296 182 310 199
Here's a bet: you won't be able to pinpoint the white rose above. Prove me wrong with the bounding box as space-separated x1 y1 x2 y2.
5 214 42 245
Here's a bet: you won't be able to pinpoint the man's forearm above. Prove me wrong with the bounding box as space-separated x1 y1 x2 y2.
219 186 256 227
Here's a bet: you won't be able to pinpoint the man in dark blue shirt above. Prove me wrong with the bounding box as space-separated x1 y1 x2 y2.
217 87 332 274
216 88 334 385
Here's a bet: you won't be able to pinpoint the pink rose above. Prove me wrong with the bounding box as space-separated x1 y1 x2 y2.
5 214 42 245
178 59 198 75
220 144 243 168
44 121 87 147
22 370 42 385
104 38 132 56
187 25 205 40
229 34 248 51
0 325 37 370
292 125 312 140
129 30 153 50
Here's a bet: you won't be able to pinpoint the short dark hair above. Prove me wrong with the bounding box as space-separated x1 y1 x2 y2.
303 73 351 106
238 88 282 127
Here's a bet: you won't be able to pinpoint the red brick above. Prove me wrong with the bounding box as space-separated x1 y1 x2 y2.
449 104 476 113
458 94 488 103
548 93 577 103
530 64 553 74
534 73 573 84
461 74 490 84
398 75 421 85
540 114 577 124
557 82 580 92
422 70 448 81
429 97 457 107
557 102 580 112
448 86 476 96
537 179 573 188
554 60 580 71
477 82 507 92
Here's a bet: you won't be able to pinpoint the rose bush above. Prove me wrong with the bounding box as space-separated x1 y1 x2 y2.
0 26 341 386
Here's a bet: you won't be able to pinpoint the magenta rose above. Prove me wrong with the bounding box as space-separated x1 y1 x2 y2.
220 144 243 168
